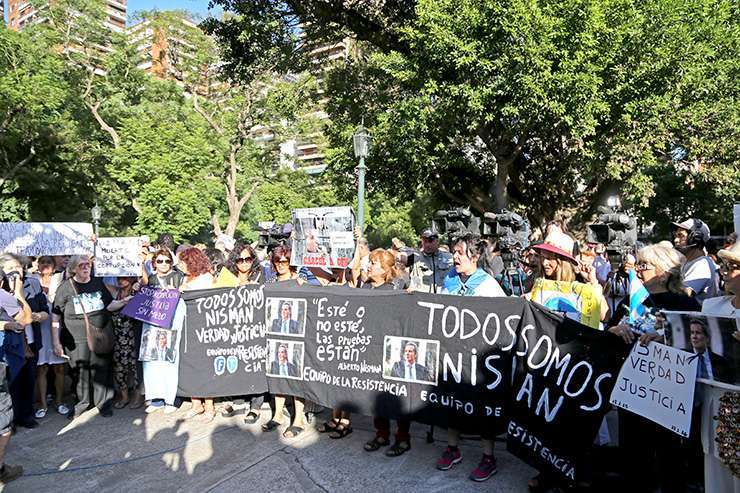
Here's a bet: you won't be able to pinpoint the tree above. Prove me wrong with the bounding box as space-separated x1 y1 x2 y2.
208 0 740 235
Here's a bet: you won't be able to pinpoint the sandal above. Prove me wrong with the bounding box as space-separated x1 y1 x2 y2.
282 426 304 438
184 408 205 420
244 411 260 424
317 419 339 433
221 404 236 417
364 436 390 452
329 423 352 439
261 420 281 432
385 440 411 457
113 400 129 409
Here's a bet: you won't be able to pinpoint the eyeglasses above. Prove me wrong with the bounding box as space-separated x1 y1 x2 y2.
635 263 654 272
156 259 172 265
720 262 740 273
77 263 91 268
236 257 254 263
276 259 290 265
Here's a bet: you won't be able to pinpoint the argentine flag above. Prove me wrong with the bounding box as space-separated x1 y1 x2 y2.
628 269 650 323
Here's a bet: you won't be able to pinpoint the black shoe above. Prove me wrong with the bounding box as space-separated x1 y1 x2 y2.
16 420 39 429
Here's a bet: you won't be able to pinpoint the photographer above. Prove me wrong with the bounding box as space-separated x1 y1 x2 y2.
408 229 453 293
1 253 46 429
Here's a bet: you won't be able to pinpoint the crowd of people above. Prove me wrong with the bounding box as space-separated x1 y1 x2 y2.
0 216 738 491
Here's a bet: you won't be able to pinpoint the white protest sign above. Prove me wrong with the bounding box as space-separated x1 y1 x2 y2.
609 342 697 437
734 203 740 234
95 237 143 277
0 222 94 257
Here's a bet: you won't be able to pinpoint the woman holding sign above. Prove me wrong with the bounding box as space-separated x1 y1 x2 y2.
148 250 183 290
179 248 217 422
51 255 115 418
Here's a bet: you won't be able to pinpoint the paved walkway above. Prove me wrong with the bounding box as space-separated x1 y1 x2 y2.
3 403 535 492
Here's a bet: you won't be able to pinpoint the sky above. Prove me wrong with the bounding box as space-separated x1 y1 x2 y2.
125 0 223 24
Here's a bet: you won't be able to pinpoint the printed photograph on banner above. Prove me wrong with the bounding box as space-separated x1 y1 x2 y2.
72 292 105 314
265 297 306 337
663 311 739 386
139 327 177 363
290 206 355 268
382 336 439 385
266 339 304 380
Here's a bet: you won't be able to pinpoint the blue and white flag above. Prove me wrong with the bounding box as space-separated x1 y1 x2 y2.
628 269 650 323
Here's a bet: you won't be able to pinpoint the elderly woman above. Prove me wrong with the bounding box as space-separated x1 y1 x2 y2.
179 248 216 422
605 242 700 493
51 255 115 418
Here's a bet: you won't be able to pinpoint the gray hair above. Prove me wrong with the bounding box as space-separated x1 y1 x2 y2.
66 255 92 278
0 252 22 268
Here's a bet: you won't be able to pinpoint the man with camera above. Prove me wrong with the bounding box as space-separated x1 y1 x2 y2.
672 218 720 304
409 229 453 293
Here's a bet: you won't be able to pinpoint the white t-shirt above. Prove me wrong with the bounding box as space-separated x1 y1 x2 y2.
701 295 738 317
681 255 720 304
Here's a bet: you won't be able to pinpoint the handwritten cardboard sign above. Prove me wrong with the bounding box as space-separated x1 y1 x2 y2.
0 222 94 256
95 237 143 277
122 287 180 329
610 342 697 437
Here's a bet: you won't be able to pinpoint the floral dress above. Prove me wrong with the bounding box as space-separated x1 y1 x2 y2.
111 302 142 391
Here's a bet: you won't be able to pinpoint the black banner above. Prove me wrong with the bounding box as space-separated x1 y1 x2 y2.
174 284 627 483
506 304 628 484
178 285 268 397
264 284 528 433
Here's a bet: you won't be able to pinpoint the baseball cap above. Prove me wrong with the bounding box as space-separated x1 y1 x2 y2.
420 229 439 239
671 218 710 238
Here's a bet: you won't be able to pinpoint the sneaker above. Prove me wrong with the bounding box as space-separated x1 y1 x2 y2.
0 463 23 484
469 454 497 482
437 446 462 470
35 408 47 419
57 404 70 416
163 405 178 414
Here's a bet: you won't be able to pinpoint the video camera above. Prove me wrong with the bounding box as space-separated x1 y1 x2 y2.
482 209 530 290
587 206 637 267
433 208 482 245
255 221 292 252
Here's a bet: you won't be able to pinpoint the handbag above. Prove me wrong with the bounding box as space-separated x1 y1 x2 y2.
68 279 114 354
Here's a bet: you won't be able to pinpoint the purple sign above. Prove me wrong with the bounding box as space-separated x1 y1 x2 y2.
121 287 180 329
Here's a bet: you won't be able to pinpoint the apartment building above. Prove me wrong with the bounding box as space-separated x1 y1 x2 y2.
4 0 126 32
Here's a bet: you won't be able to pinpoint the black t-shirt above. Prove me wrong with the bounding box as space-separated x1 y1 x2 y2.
607 290 701 327
361 281 398 290
52 277 113 341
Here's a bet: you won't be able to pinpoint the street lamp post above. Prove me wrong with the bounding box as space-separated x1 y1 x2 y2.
91 202 101 257
353 124 371 235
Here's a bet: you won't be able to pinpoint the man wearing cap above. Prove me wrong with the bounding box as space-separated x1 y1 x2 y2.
672 218 720 304
409 229 453 293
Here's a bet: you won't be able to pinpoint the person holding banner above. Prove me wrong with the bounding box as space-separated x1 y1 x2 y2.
220 242 267 422
51 255 115 418
363 249 415 456
148 250 183 290
179 248 217 422
262 246 308 438
436 234 505 482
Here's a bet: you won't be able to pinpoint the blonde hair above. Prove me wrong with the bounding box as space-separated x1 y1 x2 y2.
368 248 399 284
540 255 577 282
637 244 685 294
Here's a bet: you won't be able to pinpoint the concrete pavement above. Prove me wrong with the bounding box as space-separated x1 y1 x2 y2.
3 402 535 492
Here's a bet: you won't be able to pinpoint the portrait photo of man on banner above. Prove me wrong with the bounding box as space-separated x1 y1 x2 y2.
383 336 439 385
265 298 306 337
266 340 304 380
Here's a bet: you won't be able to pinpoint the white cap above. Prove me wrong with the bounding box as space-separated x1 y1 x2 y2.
672 218 710 238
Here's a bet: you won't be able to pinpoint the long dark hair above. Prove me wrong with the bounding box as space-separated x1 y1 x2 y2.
226 242 262 280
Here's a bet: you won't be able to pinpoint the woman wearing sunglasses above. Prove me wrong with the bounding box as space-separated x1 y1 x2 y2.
220 242 265 421
148 249 183 290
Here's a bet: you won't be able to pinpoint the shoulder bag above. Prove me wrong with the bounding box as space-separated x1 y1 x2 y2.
68 279 114 354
